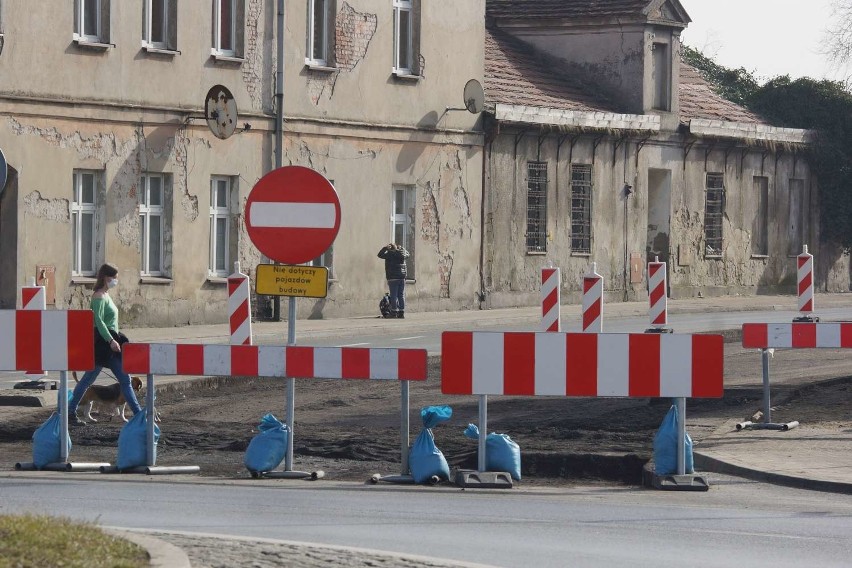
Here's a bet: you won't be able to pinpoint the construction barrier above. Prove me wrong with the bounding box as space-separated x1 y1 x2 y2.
123 342 428 479
540 267 560 332
21 279 48 380
797 245 814 316
581 263 603 333
648 258 668 329
228 262 253 346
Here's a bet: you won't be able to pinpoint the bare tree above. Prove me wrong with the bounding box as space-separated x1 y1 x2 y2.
825 0 852 77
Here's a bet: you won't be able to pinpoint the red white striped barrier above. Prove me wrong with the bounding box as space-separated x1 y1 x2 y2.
742 322 852 349
581 263 603 333
0 310 94 371
21 280 48 378
228 263 252 346
540 267 561 332
123 343 428 380
648 258 667 327
797 245 814 315
441 331 723 398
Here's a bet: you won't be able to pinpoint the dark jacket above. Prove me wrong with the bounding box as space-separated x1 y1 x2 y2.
378 246 409 280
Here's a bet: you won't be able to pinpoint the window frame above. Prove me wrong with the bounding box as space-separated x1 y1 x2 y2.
306 0 331 67
78 0 101 42
392 184 416 279
651 41 671 111
209 176 233 278
704 173 725 258
570 164 593 255
71 171 99 277
393 0 413 75
140 174 166 277
213 0 237 56
525 162 548 254
143 0 169 49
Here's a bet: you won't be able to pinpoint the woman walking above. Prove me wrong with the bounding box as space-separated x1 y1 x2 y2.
68 263 143 424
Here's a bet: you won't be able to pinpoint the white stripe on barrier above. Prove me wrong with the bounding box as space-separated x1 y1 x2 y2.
370 349 398 380
661 334 692 396
473 333 504 394
258 346 287 377
0 310 14 369
535 332 566 395
314 347 342 378
151 344 177 375
816 323 841 348
42 311 68 371
204 345 231 376
768 323 793 348
597 334 629 396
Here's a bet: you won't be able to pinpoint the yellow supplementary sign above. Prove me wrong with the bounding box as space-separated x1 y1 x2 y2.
255 264 329 298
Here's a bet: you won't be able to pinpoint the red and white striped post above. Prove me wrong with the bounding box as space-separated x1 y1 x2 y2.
22 277 47 380
797 245 814 317
228 262 252 346
540 266 561 332
581 262 603 333
648 257 668 329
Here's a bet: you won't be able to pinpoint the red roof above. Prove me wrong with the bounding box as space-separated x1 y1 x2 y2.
487 0 652 20
679 63 763 124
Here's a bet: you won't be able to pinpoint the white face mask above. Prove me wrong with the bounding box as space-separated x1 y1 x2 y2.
107 278 119 289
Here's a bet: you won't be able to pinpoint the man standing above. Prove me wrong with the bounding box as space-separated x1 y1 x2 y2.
377 243 410 318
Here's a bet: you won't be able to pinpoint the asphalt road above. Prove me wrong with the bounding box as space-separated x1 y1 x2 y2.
2 475 851 568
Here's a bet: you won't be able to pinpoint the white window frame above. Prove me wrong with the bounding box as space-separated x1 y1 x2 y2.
393 0 413 74
140 174 165 277
209 176 233 277
78 0 101 42
71 171 98 277
144 0 168 48
392 185 415 278
306 0 331 67
213 0 237 56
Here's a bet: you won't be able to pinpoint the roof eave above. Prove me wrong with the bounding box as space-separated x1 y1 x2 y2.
494 103 661 132
688 118 815 145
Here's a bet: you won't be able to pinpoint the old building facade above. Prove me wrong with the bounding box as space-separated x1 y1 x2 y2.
0 1 485 325
480 0 849 309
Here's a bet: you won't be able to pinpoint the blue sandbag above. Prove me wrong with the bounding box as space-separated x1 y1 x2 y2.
463 424 522 480
117 411 160 470
653 404 694 475
32 413 71 469
409 405 452 483
244 413 289 473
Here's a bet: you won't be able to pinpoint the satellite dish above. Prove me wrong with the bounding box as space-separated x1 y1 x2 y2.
463 79 485 114
204 85 238 140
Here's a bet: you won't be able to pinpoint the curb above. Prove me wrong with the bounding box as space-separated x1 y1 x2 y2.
103 528 192 568
693 452 852 495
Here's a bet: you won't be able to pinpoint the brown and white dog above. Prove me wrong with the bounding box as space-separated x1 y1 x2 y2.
71 371 143 423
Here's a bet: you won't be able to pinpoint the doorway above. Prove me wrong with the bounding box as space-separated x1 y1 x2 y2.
646 168 672 268
0 166 18 308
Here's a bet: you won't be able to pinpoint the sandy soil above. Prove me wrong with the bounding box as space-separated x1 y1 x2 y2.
2 346 851 486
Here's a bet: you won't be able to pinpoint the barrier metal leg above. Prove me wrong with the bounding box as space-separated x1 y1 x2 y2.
371 380 415 484
736 349 799 431
676 397 686 476
478 394 487 472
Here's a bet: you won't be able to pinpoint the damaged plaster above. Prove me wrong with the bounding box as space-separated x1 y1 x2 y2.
23 190 69 222
242 0 265 111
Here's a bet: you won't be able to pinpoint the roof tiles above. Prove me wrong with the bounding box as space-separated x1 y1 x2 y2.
487 0 651 20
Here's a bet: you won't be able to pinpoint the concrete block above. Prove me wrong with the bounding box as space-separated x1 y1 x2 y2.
454 469 513 489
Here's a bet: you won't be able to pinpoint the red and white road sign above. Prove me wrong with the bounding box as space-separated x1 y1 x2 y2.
21 283 48 378
582 263 603 333
540 267 560 332
797 245 814 314
441 331 723 398
0 310 94 371
123 343 427 381
742 322 852 349
648 259 667 327
245 166 341 265
228 264 252 346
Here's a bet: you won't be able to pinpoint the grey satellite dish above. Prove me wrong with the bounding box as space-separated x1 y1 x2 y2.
204 85 238 140
0 147 7 198
463 79 485 114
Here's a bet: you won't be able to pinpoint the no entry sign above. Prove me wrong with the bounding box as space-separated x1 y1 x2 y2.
246 166 341 264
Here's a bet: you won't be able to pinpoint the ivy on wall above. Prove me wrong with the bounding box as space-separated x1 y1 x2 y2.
683 46 852 249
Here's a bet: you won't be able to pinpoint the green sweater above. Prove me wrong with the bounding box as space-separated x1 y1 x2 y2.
91 295 119 343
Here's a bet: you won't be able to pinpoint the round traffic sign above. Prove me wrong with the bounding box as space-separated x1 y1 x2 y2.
245 166 341 264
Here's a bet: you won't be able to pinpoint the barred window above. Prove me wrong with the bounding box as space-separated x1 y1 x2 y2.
526 162 547 253
570 165 592 254
704 173 725 257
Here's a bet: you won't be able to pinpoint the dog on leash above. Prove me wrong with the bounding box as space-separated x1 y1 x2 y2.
71 371 144 423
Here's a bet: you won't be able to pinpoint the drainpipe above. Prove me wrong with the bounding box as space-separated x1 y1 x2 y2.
273 0 285 321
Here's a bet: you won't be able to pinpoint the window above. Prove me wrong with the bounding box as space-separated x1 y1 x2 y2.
526 162 547 253
307 0 334 67
570 165 593 254
75 0 110 44
212 0 244 58
652 42 670 111
140 174 165 276
704 173 725 257
393 0 419 75
71 171 99 277
209 176 234 277
392 185 416 278
788 179 806 256
752 176 768 256
144 0 177 50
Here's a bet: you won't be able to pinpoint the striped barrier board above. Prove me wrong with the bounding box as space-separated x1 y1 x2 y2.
228 265 252 346
742 323 852 349
123 343 428 380
0 310 94 371
540 267 561 332
581 264 603 333
797 247 814 314
22 284 48 378
648 260 667 327
441 331 723 398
